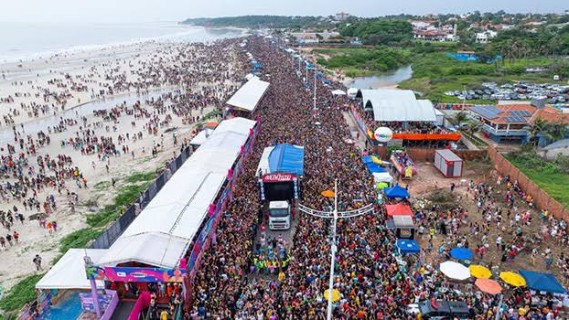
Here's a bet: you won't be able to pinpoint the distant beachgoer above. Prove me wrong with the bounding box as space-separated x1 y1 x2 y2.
33 254 42 270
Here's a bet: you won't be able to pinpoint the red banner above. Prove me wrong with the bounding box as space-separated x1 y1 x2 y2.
262 173 295 182
392 133 461 141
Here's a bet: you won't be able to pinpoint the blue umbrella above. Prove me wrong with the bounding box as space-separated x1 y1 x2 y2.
450 247 473 260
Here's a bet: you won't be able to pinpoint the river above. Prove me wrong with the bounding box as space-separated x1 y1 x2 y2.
344 65 413 89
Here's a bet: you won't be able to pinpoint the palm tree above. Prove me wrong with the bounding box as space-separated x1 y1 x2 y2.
453 111 469 127
544 121 569 142
528 117 550 149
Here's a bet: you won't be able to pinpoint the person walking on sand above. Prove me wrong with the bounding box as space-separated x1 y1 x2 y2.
33 254 42 271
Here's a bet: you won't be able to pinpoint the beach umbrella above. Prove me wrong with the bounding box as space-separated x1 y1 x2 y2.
475 278 502 295
321 190 335 198
499 272 526 287
440 261 470 281
450 247 473 260
469 265 492 279
323 289 341 302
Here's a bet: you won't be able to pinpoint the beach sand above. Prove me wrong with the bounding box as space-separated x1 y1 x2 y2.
0 40 240 291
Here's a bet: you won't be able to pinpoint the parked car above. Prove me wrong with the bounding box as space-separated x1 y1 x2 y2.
418 300 472 320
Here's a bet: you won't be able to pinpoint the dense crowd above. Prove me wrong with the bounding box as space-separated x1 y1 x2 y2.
187 36 568 320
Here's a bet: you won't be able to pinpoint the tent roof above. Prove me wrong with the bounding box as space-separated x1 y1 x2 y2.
256 146 275 177
436 149 462 162
366 162 386 173
268 144 304 176
36 249 106 290
519 270 566 294
362 156 374 164
362 89 437 122
331 89 346 96
396 239 420 254
385 203 413 217
393 215 415 228
385 185 410 198
189 128 214 146
226 78 270 112
97 117 256 269
373 172 394 184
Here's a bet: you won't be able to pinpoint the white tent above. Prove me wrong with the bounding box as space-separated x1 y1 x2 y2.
440 261 471 280
226 78 270 112
189 128 214 146
331 89 346 96
256 146 275 177
363 89 437 122
97 117 256 269
347 88 359 99
373 172 394 184
36 249 106 290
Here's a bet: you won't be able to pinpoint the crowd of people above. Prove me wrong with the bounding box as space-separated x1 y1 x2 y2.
186 36 568 320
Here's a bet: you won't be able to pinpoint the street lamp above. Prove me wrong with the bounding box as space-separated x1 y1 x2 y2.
298 180 375 320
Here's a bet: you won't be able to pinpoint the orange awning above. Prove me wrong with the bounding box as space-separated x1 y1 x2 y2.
392 133 461 141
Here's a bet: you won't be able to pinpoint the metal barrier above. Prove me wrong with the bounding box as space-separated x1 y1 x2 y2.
90 148 191 249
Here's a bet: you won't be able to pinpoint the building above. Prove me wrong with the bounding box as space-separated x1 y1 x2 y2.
476 30 497 43
335 12 351 21
469 104 535 143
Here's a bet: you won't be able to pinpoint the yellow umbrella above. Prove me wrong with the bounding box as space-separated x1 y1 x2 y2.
376 182 389 190
321 190 335 198
469 265 492 279
323 289 341 302
499 271 526 287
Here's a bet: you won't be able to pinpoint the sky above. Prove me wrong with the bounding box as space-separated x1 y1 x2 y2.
0 0 565 24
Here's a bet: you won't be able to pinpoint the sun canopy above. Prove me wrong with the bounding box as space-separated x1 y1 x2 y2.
440 261 471 281
384 185 410 198
331 89 346 96
519 270 566 294
450 247 473 260
396 239 420 254
268 144 304 176
385 203 413 217
226 77 270 112
189 128 214 146
362 156 374 164
373 172 394 184
36 249 106 290
97 117 256 269
360 89 437 122
366 162 386 173
475 278 502 295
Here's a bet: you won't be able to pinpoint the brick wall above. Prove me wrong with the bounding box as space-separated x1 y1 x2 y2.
487 146 569 222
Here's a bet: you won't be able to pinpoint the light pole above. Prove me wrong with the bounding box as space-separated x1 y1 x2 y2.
298 180 375 320
313 68 317 110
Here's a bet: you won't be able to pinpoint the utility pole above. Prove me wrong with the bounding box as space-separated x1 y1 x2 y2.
298 180 374 320
313 68 317 109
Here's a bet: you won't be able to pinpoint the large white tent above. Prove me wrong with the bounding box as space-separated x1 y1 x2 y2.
97 117 256 269
360 89 437 122
36 249 106 290
226 78 270 112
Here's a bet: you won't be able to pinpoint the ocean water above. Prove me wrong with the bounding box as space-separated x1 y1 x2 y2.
0 21 243 62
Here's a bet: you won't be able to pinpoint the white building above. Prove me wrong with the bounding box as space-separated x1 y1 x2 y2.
476 30 497 43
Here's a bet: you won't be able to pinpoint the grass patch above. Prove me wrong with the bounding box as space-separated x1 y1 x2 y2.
507 152 569 209
94 180 111 191
125 171 156 183
314 46 412 76
0 274 44 312
460 131 488 148
59 228 103 253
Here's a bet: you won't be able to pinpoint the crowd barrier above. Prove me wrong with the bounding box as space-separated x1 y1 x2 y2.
90 147 192 249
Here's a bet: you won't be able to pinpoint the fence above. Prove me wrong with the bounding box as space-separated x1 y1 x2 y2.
376 146 487 162
89 147 192 249
487 146 569 222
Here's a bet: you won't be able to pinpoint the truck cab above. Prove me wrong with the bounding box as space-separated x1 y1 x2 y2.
268 201 291 230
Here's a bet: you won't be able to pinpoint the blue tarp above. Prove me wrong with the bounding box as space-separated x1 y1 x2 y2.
519 270 566 294
362 156 374 164
397 239 420 254
450 247 473 260
366 162 386 173
384 185 409 198
268 144 305 176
